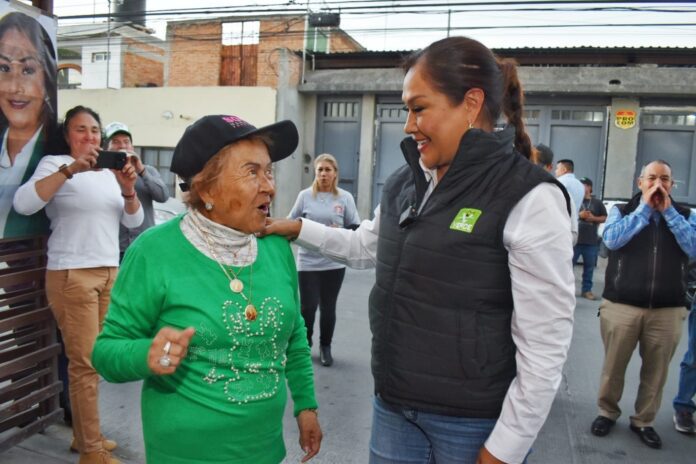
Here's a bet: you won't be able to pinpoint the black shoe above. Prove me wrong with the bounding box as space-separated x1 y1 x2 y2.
674 411 695 434
591 416 615 436
320 345 333 367
630 424 662 449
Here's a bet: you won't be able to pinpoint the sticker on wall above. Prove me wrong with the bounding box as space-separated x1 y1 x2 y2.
614 110 637 129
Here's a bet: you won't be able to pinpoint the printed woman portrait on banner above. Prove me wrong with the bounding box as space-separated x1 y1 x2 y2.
0 10 57 238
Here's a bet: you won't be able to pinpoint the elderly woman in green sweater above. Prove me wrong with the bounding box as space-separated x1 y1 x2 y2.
92 115 322 464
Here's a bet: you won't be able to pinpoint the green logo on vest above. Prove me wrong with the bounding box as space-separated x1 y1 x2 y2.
450 208 482 233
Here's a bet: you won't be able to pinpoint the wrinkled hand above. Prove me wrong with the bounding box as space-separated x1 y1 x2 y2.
69 147 100 174
114 160 138 193
147 327 196 375
476 446 506 464
297 410 322 462
261 217 302 240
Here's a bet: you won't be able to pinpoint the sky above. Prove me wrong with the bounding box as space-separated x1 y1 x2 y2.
51 1 696 50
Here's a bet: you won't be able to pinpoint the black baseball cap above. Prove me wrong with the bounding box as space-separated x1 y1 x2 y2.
171 115 298 190
579 177 593 186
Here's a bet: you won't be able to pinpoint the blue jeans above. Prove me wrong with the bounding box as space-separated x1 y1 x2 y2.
573 244 599 293
674 306 696 414
369 396 497 464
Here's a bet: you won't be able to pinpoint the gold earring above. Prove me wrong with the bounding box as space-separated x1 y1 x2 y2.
468 121 474 129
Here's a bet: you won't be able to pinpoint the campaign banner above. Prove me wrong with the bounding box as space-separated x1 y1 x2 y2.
0 1 57 238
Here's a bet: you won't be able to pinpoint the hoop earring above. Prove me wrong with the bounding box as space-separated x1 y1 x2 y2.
468 121 474 129
204 202 214 211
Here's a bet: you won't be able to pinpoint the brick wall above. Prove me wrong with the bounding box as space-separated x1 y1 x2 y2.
122 38 164 87
123 53 164 87
167 21 222 86
329 30 365 53
166 17 363 88
257 16 305 88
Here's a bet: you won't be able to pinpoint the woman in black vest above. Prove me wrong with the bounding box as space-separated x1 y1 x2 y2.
267 36 575 464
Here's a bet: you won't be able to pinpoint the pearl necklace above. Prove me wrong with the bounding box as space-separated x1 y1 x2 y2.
190 212 258 321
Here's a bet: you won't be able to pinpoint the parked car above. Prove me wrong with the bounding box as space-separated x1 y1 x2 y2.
154 197 186 225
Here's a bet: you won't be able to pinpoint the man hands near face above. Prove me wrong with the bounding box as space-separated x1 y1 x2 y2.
643 183 671 212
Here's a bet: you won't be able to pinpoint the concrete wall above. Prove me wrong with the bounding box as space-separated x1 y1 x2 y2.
82 40 122 89
301 66 696 97
273 48 307 217
58 87 278 148
604 98 641 199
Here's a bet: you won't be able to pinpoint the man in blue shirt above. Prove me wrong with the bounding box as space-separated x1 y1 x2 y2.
555 158 584 214
591 160 696 450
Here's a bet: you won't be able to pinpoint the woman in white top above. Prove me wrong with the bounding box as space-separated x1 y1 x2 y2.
266 36 574 464
13 105 142 464
288 154 360 366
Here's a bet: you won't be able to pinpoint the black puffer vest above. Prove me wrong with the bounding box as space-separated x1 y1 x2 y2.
369 126 569 418
603 193 691 308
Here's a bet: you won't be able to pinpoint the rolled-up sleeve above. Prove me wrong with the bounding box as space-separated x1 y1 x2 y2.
120 204 144 229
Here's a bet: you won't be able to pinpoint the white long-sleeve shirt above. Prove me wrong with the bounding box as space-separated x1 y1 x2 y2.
13 154 143 270
296 181 575 464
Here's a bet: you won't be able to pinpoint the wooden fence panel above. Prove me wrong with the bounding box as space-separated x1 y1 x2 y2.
220 44 258 86
0 236 61 453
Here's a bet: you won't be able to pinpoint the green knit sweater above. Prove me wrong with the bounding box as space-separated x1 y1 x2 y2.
92 216 317 464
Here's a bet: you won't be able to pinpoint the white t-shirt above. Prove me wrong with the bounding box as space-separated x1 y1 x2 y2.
287 187 360 271
13 154 143 270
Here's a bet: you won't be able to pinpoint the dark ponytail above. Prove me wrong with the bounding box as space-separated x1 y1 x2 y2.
403 37 533 159
498 58 532 159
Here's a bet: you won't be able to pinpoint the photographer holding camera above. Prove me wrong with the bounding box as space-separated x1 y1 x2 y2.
104 122 169 260
13 105 142 464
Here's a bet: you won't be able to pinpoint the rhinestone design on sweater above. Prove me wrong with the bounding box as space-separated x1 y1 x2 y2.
202 296 287 404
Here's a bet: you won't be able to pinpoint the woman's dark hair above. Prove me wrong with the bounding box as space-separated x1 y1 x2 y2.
62 105 102 133
0 12 58 139
403 36 533 159
50 105 102 154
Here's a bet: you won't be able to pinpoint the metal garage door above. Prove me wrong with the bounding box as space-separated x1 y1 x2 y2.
525 106 608 196
372 100 407 211
636 111 696 204
315 97 361 198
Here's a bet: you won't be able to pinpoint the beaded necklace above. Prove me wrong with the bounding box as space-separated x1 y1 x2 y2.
190 212 258 321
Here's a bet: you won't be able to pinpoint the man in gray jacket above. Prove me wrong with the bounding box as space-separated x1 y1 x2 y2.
104 122 169 260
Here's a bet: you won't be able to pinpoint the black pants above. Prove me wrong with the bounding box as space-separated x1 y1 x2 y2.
298 268 346 347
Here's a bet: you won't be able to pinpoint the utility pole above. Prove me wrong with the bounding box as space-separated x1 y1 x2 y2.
106 0 111 88
447 9 451 37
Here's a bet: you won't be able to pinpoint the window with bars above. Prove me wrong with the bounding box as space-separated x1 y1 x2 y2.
91 52 110 62
141 147 176 196
642 113 696 126
323 101 359 118
551 110 604 122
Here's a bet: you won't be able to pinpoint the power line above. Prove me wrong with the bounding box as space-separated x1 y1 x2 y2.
57 1 696 20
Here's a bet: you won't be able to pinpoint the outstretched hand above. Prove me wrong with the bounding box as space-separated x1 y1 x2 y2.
261 217 302 240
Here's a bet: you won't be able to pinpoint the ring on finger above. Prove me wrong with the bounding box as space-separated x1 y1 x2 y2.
158 355 171 367
163 341 171 354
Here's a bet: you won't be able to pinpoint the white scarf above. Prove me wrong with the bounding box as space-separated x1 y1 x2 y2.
180 209 258 266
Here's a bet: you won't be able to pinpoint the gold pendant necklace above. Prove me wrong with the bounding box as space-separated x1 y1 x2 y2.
191 212 258 321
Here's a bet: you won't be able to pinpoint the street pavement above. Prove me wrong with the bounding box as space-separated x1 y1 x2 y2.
2 260 694 463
